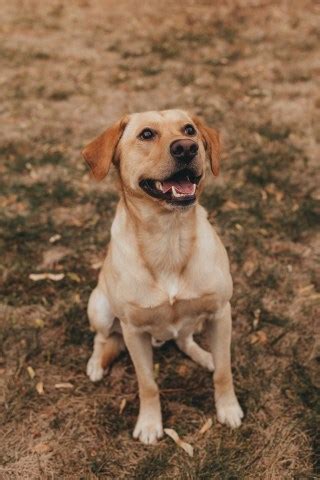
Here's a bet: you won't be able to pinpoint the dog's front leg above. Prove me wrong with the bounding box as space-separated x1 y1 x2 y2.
121 323 163 444
209 302 243 428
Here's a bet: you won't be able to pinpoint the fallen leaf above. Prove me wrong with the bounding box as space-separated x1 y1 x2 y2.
36 382 44 395
49 234 61 243
177 364 189 377
265 183 284 202
260 190 268 201
33 443 51 454
91 261 103 270
309 337 320 361
275 191 284 202
223 200 240 211
29 273 65 281
199 418 212 434
265 183 276 194
73 293 81 303
27 366 36 379
253 132 263 143
250 331 268 345
243 259 257 277
119 398 127 414
309 294 320 302
302 247 311 258
298 284 315 296
54 382 74 389
67 272 81 283
34 318 45 328
40 246 72 269
253 308 261 329
164 428 194 457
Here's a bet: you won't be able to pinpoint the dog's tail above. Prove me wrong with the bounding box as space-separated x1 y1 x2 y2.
101 333 126 370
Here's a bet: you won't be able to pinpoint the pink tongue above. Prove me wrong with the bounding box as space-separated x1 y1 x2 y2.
162 179 194 194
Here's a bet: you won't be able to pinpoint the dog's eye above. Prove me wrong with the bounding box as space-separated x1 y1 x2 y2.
139 128 156 140
184 124 196 136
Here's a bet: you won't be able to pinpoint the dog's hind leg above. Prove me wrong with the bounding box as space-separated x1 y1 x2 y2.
87 332 125 382
176 334 214 372
86 287 125 382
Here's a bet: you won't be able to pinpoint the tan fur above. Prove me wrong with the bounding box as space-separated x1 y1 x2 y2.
192 115 221 176
83 116 128 180
83 109 243 444
101 333 125 369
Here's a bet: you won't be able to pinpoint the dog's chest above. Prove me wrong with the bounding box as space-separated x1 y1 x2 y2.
125 277 217 340
163 274 179 305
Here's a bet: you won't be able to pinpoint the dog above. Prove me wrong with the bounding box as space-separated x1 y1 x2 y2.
82 109 243 444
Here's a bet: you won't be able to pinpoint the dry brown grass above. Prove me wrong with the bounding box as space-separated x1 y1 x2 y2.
0 0 319 478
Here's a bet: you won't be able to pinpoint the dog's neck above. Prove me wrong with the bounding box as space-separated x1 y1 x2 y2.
120 194 197 277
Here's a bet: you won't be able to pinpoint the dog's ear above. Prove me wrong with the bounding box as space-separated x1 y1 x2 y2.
82 116 128 181
192 116 221 176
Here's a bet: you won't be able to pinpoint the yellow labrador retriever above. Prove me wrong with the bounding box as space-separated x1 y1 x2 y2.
83 109 243 444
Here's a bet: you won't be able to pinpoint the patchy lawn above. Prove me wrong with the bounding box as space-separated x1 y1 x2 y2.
0 0 319 478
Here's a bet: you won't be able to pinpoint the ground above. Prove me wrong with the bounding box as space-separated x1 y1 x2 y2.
0 0 319 478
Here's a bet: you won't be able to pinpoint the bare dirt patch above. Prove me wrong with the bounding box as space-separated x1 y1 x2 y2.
0 1 319 478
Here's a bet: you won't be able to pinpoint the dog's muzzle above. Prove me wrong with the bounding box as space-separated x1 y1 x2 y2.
170 139 199 165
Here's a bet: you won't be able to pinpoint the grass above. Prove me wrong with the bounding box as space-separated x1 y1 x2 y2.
278 195 319 241
49 90 73 101
1 0 319 478
151 41 181 60
258 124 291 141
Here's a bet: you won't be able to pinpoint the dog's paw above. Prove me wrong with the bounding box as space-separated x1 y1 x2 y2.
86 355 105 382
216 397 243 429
133 414 163 445
199 351 215 372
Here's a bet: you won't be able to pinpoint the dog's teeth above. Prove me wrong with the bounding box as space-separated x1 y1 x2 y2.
155 181 163 192
171 186 180 198
171 185 196 198
172 187 185 198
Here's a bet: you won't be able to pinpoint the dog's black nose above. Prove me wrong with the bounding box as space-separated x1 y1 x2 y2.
170 139 199 163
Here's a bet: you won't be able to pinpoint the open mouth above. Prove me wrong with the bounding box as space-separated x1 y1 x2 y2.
139 168 202 206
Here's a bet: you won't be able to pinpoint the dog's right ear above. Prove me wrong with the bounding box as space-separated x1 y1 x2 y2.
192 115 221 176
82 116 128 181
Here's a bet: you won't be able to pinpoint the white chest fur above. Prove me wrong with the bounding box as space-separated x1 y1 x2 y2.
161 273 179 305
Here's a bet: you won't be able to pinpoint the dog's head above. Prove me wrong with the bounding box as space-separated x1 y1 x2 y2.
82 109 220 209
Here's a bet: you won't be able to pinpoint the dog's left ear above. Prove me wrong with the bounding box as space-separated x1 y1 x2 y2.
192 116 221 176
82 116 128 181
